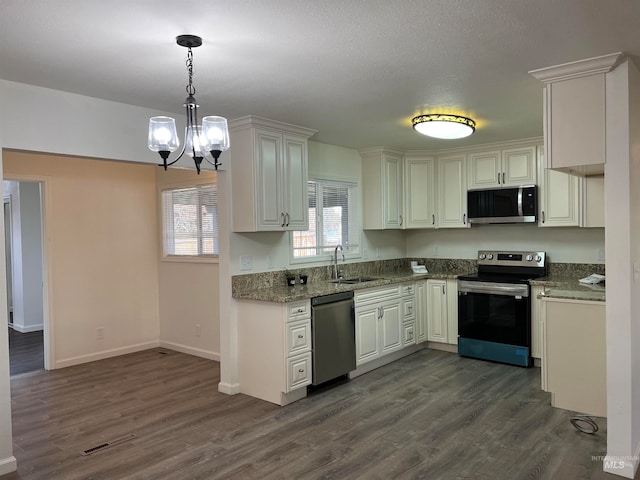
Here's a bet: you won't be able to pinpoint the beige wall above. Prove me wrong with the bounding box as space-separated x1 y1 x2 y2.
3 150 160 367
156 168 220 360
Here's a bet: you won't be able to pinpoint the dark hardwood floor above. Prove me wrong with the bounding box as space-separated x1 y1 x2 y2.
8 328 43 376
2 347 631 480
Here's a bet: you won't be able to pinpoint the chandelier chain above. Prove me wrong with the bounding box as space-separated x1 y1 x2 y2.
185 47 196 96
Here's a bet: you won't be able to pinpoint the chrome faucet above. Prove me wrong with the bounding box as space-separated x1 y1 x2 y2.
333 245 345 280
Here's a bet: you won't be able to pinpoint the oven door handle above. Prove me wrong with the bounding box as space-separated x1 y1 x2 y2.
457 280 529 297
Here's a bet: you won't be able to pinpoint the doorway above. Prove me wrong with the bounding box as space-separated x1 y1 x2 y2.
3 180 46 376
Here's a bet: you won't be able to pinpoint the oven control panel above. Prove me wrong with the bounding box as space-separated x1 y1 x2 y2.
477 250 545 268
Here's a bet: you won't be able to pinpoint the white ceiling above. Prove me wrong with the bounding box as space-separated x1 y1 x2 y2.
1 0 639 151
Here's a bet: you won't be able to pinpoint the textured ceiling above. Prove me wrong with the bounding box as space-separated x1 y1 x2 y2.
1 0 639 151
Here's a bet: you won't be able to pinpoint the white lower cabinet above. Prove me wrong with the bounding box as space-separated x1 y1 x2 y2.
237 299 312 406
426 280 448 343
416 280 428 344
355 283 417 366
426 279 458 345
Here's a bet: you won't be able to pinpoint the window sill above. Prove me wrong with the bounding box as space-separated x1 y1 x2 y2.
161 255 219 264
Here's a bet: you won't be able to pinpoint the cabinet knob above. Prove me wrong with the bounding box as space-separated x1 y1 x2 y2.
399 214 403 226
280 212 285 227
298 368 305 373
432 214 435 225
502 172 505 184
541 211 545 223
497 172 501 184
297 334 304 339
297 308 304 313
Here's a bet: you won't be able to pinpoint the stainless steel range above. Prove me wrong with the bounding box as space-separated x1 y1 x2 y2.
457 250 546 367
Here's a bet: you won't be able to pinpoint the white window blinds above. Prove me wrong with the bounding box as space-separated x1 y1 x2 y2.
292 179 360 259
161 185 218 256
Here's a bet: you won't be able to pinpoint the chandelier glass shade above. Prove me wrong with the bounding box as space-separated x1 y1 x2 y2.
412 114 476 139
148 35 230 173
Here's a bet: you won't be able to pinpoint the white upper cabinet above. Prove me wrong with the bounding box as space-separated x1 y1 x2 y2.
404 154 436 229
537 148 581 227
230 116 316 232
361 147 405 229
437 153 468 228
467 146 536 189
530 52 623 176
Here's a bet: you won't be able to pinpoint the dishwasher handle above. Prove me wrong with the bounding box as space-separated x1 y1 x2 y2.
312 291 354 306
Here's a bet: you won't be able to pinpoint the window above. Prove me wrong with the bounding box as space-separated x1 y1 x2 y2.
292 179 360 259
161 185 218 256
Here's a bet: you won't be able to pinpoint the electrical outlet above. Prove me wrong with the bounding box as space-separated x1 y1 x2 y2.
597 248 605 261
240 255 253 271
195 324 201 337
433 246 440 257
267 255 274 269
96 327 104 340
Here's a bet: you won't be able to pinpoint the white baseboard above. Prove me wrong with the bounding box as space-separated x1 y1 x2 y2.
0 456 17 475
10 324 43 333
350 344 425 379
54 341 160 369
159 341 220 361
603 439 640 478
426 341 458 353
218 382 240 395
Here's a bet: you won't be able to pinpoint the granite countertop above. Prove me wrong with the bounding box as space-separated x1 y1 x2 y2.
531 275 606 302
232 270 465 303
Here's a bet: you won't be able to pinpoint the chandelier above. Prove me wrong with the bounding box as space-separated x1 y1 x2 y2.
148 35 230 174
412 114 476 139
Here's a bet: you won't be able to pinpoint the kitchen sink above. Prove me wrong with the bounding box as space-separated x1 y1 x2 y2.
331 277 381 284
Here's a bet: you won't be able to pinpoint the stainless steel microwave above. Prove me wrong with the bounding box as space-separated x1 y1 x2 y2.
467 186 537 224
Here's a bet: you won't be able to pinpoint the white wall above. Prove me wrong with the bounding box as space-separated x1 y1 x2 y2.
0 151 17 476
604 59 640 478
5 181 44 332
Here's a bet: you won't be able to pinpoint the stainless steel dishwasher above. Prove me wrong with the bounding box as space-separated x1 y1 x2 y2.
311 291 356 386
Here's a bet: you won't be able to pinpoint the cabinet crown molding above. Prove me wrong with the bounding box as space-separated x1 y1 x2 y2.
529 52 625 83
229 115 317 139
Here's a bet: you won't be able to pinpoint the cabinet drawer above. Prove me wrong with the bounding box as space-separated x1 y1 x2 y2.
403 297 415 320
287 300 310 321
403 323 416 346
286 352 312 391
287 319 311 356
402 283 415 296
354 285 402 306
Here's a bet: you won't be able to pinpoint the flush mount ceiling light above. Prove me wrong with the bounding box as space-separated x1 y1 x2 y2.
412 114 476 139
148 35 230 174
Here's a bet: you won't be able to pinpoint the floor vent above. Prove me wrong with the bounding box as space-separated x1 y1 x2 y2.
81 433 136 456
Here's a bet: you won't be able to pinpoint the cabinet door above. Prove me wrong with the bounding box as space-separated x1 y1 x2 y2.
383 154 404 228
539 164 581 227
255 130 284 230
404 156 436 229
427 280 448 343
546 74 606 171
355 305 380 365
501 146 537 186
530 286 545 360
282 135 309 230
415 281 428 344
446 279 458 345
380 301 402 354
437 154 468 228
467 150 501 189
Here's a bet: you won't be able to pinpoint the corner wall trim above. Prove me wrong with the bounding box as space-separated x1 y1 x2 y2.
218 382 240 395
159 341 220 362
0 456 17 475
54 341 160 369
